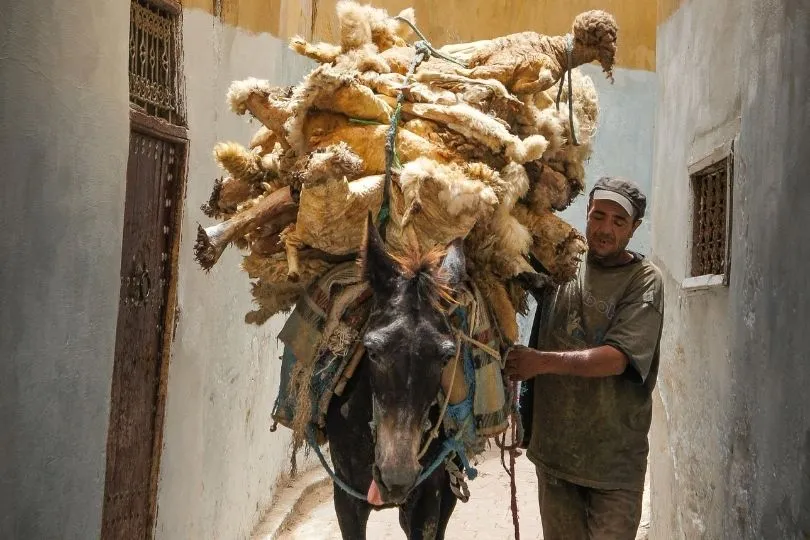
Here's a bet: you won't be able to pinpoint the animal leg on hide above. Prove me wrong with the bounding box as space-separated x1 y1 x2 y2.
248 125 277 151
414 69 522 108
510 68 557 95
244 93 292 150
281 224 302 282
201 176 257 219
194 186 296 270
289 35 341 63
313 79 394 124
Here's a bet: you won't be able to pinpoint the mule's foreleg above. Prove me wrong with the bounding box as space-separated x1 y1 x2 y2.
326 361 377 540
333 489 373 540
435 474 458 540
398 469 458 540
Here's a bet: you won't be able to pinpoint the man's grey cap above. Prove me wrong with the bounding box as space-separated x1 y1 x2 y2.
589 176 647 220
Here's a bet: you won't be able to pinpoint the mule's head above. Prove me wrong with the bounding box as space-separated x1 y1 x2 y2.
359 216 466 504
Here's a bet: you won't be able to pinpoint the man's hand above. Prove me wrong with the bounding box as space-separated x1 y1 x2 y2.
505 345 549 381
506 344 632 380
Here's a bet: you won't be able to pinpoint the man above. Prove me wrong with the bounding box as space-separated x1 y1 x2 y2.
506 176 663 539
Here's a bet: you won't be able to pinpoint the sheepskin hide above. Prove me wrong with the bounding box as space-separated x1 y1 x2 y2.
196 0 614 333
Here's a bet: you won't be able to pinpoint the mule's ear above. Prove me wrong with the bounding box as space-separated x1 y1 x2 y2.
440 238 466 287
360 212 398 293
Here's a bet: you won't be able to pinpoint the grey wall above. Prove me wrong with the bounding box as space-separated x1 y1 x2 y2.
0 1 130 539
518 64 657 345
651 0 810 537
725 0 810 536
153 11 316 539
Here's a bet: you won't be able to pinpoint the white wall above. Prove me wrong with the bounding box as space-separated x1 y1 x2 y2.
0 1 130 538
558 64 658 255
154 11 315 539
649 0 743 536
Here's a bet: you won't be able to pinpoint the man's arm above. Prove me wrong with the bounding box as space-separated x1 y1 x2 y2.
505 344 630 381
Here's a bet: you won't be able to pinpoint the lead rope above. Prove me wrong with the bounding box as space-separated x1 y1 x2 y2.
495 379 523 540
417 332 463 460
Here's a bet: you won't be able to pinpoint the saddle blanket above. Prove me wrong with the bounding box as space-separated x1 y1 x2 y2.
271 262 514 454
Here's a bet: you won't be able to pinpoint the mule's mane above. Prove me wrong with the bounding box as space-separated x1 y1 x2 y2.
390 247 457 309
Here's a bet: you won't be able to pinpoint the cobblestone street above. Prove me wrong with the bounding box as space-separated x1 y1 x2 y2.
255 450 649 539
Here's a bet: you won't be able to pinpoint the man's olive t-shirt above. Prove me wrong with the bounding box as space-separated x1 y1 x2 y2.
527 253 664 491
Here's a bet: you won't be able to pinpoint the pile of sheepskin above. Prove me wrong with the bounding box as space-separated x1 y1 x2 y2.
195 0 618 343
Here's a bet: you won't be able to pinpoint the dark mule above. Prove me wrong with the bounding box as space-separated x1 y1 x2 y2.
325 216 467 539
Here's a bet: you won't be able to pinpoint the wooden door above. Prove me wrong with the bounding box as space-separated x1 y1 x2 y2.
101 112 186 539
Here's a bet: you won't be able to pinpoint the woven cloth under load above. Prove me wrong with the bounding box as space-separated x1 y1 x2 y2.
273 262 371 435
441 283 511 458
273 264 512 450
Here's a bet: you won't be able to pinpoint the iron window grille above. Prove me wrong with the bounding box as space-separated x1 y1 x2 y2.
688 142 734 283
129 0 185 125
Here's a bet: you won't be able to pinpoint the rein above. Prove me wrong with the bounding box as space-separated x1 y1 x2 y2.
417 331 462 460
305 307 482 504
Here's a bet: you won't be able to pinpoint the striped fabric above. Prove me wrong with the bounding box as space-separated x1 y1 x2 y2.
272 262 514 456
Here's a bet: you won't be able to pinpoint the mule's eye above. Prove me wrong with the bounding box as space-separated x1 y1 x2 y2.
440 342 457 363
367 350 381 364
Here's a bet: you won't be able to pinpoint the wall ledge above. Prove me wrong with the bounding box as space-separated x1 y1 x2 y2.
680 274 726 292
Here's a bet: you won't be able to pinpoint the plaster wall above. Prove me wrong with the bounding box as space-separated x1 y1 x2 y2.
0 1 130 538
650 0 810 537
648 0 742 536
153 10 315 539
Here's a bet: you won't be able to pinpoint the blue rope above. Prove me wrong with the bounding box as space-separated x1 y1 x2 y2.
305 423 478 502
306 425 370 501
416 436 478 484
303 309 482 502
304 317 480 503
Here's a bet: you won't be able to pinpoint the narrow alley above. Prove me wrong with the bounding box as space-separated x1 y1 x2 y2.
3 0 808 539
253 450 650 539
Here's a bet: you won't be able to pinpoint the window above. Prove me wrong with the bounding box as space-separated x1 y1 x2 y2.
129 0 185 125
687 141 734 286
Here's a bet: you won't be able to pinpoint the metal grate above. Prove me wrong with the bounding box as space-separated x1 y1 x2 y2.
690 157 731 277
129 0 185 125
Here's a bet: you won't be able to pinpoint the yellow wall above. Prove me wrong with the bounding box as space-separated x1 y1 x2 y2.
657 0 687 23
179 0 310 37
180 0 657 71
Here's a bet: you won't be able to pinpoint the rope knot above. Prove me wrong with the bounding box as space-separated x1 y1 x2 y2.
414 40 431 56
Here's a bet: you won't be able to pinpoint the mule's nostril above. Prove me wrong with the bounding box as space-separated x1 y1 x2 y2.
379 467 419 495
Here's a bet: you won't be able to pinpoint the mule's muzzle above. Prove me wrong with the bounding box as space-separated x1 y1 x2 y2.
373 463 419 505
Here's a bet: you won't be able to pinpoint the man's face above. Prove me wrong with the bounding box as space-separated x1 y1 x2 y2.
585 198 640 260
